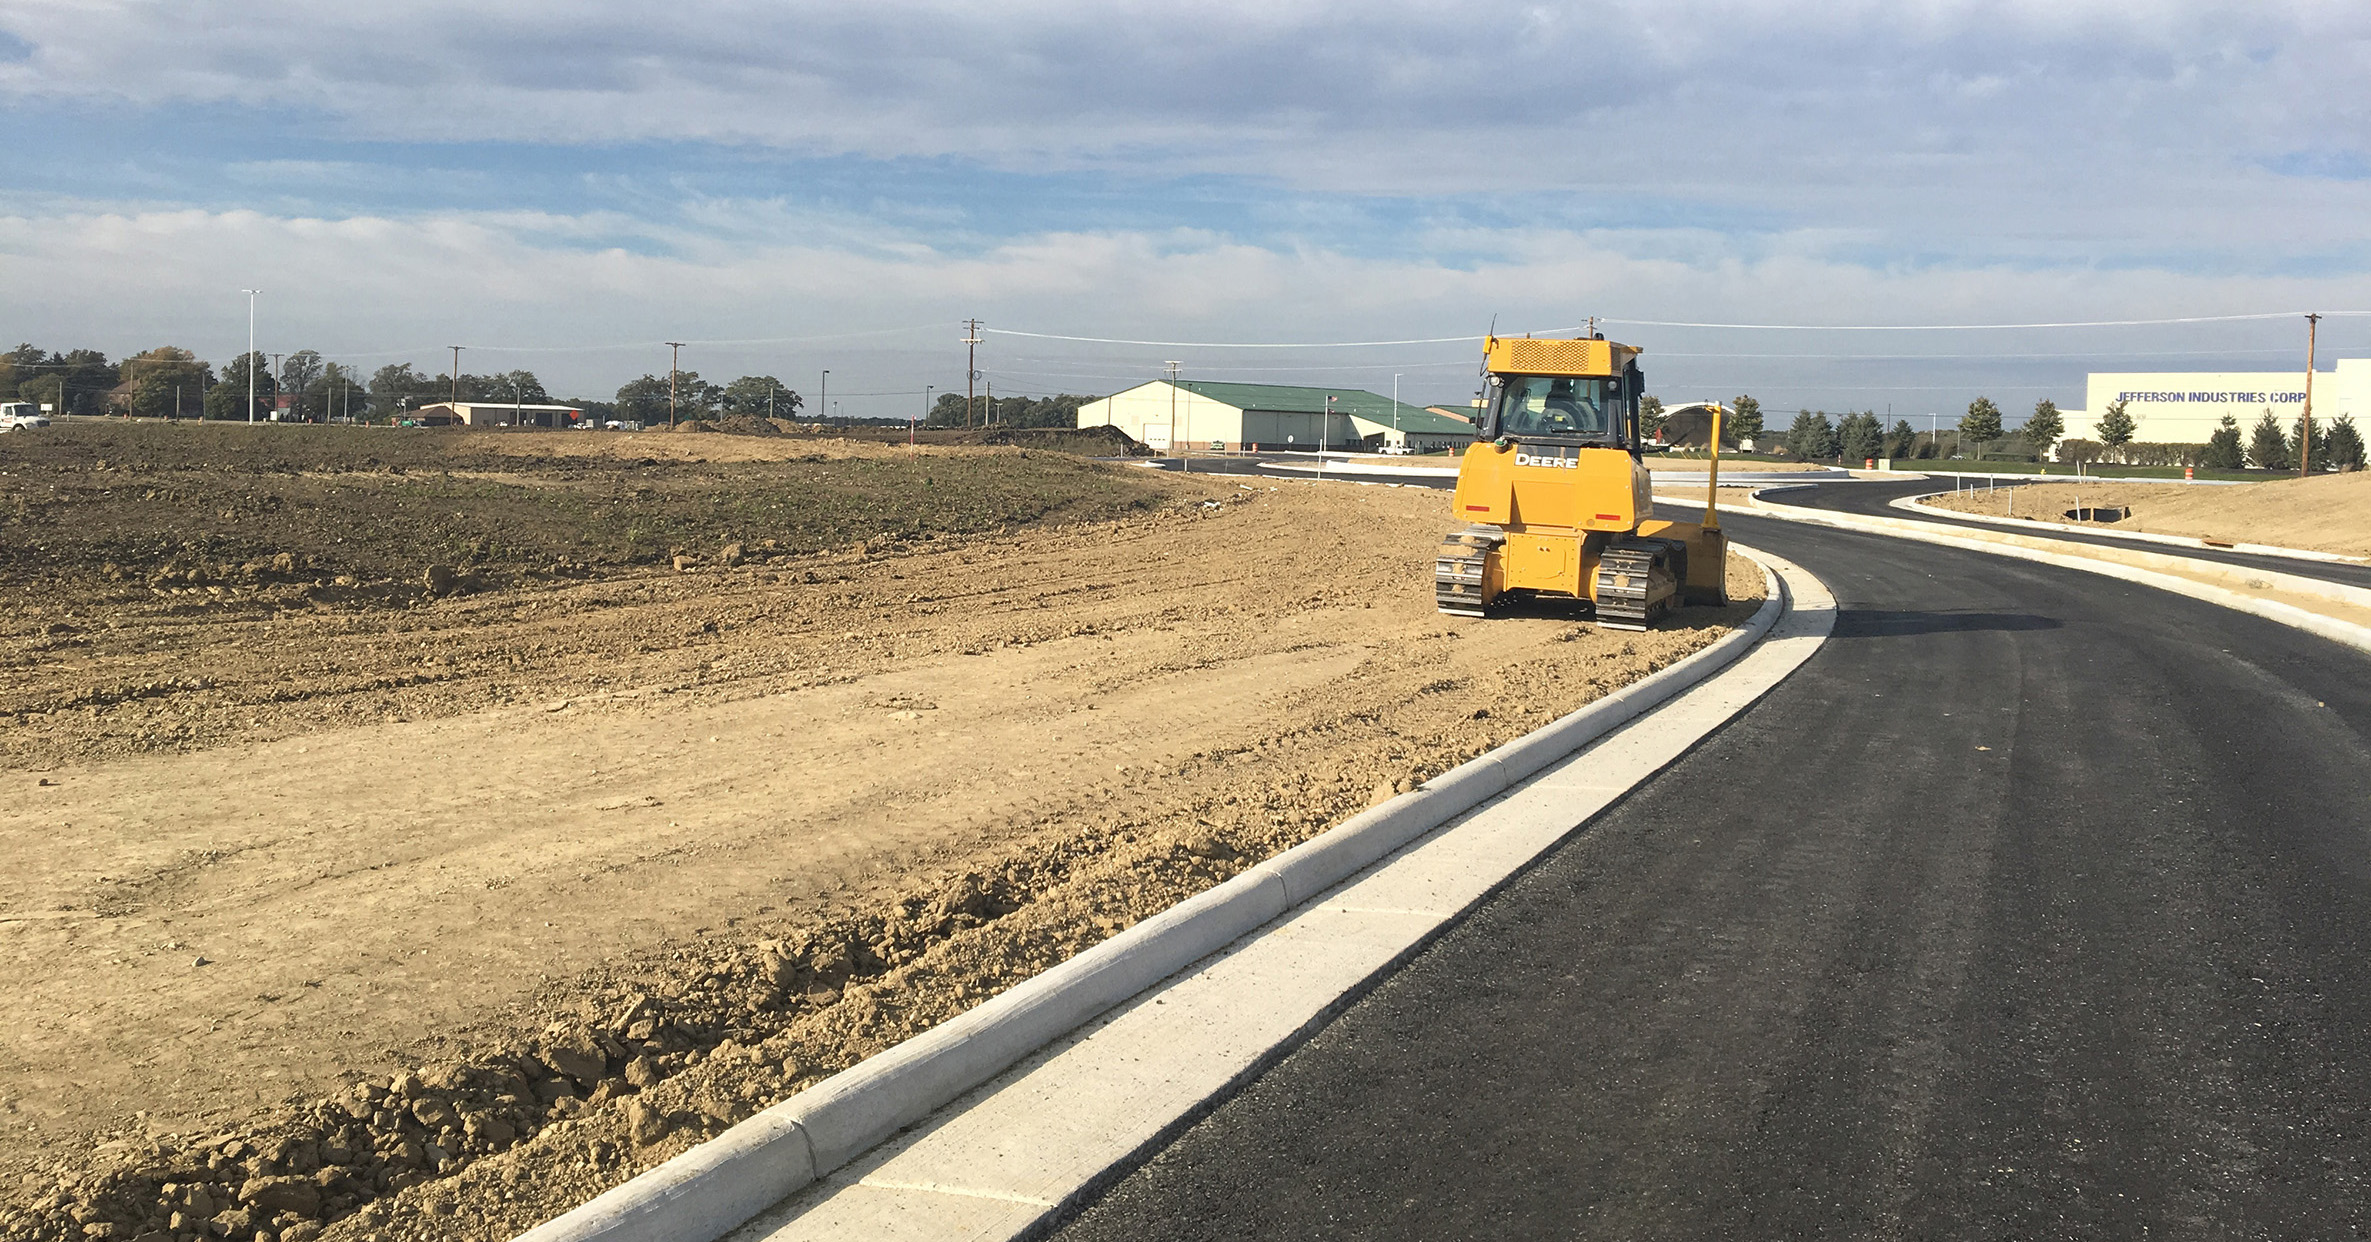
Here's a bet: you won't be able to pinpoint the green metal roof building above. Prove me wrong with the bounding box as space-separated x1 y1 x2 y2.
1074 380 1476 453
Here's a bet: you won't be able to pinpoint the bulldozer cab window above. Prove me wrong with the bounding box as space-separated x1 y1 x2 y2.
1496 376 1618 441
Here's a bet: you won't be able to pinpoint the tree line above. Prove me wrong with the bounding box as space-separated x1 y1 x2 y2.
0 342 839 427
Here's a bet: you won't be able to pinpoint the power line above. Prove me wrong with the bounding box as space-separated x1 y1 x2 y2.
984 325 1587 349
1603 310 2371 331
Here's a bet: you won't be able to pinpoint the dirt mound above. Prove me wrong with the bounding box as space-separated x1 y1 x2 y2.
802 424 1150 456
1924 472 2371 557
710 415 783 437
970 424 1148 456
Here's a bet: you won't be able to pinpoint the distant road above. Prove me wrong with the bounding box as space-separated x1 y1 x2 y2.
1763 477 2371 590
1050 507 2371 1239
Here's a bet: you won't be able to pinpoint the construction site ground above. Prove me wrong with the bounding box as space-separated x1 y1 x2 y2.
1922 471 2371 558
0 422 1761 1242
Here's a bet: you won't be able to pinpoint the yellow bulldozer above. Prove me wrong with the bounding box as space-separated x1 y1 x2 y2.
1434 334 1729 629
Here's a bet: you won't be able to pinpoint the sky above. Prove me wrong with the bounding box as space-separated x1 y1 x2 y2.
3 0 2370 425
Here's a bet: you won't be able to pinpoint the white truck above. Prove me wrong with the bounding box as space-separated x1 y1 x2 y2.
0 401 50 431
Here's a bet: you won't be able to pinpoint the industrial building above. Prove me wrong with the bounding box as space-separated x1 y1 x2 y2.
1074 381 1476 452
411 401 586 428
2074 360 2368 444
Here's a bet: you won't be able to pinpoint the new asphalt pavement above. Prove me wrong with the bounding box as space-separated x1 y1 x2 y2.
1048 507 2371 1239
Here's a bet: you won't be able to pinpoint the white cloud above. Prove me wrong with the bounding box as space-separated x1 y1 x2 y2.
5 200 2366 414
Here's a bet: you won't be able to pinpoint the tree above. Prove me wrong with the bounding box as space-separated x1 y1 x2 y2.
121 347 210 418
1727 394 1763 445
1639 395 1667 443
2290 414 2332 472
204 351 277 420
2328 416 2367 471
491 369 549 406
2201 413 2246 470
1881 419 1917 460
1960 397 2003 459
279 349 325 401
723 375 800 418
1837 410 1884 464
2248 409 2291 470
2096 398 2136 459
1785 409 1837 461
2023 398 2065 459
615 375 672 424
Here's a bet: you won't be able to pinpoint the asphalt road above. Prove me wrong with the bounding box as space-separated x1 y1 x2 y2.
1763 476 2371 590
1050 509 2371 1239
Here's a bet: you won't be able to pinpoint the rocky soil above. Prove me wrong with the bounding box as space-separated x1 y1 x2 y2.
0 423 1763 1241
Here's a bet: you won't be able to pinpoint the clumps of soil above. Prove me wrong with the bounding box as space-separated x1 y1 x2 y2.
8 740 1475 1242
671 416 783 437
0 420 1174 611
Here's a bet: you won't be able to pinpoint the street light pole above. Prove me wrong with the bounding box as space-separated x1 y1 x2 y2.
820 370 829 429
448 345 463 408
1166 361 1182 469
2303 312 2321 478
241 289 259 423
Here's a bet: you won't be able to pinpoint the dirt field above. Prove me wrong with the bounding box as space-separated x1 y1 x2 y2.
0 423 1761 1242
1923 472 2371 558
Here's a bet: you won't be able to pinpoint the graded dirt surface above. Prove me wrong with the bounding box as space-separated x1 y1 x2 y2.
1923 472 2371 558
0 422 1761 1242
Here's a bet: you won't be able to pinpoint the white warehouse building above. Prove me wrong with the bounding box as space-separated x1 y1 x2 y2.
2073 360 2370 444
1074 381 1476 453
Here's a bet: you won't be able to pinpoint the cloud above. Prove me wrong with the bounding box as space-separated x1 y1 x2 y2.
5 200 2366 415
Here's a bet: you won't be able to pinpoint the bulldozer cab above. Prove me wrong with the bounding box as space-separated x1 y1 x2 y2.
1477 341 1644 454
1494 375 1618 440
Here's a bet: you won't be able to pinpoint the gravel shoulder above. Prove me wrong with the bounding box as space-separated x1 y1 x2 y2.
0 425 1762 1242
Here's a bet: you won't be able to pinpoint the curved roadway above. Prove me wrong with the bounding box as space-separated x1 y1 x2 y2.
1762 476 2371 590
1049 505 2371 1238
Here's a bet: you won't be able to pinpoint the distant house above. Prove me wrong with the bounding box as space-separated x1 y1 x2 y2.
412 402 585 428
1074 381 1476 453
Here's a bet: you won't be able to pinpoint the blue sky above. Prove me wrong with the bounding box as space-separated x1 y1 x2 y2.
3 1 2369 424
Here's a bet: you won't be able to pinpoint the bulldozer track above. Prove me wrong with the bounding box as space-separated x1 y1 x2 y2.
1593 538 1679 631
1434 525 1503 616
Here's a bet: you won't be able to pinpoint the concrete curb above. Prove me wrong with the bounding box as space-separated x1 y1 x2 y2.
1895 492 2371 565
1743 491 2371 657
514 555 1794 1242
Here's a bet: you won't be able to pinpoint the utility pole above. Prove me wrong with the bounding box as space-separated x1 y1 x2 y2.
1166 361 1183 470
2303 312 2321 477
242 289 259 424
820 370 829 429
1323 394 1335 474
666 342 686 427
448 345 463 408
963 319 982 428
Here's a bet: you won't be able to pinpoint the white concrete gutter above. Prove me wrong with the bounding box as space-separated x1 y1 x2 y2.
1740 490 2371 656
517 548 1827 1242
